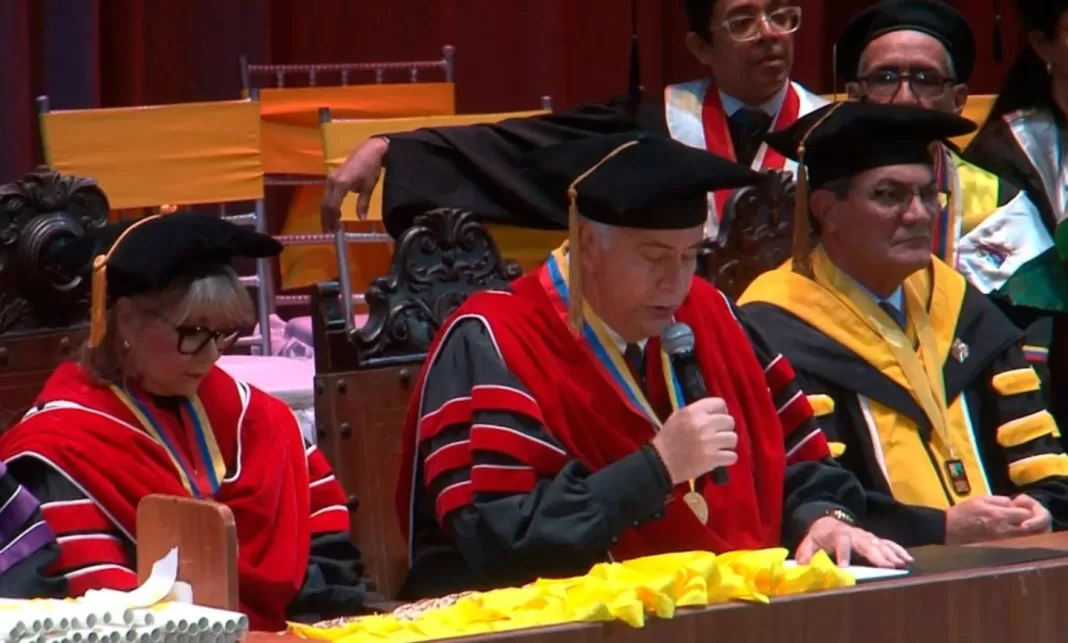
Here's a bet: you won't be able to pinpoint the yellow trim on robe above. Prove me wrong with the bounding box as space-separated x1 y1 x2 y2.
954 152 1003 235
996 410 1060 448
806 394 835 417
827 442 847 458
1009 453 1068 487
740 256 991 508
991 368 1043 397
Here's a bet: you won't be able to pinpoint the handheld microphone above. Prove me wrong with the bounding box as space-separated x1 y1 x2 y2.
661 322 728 486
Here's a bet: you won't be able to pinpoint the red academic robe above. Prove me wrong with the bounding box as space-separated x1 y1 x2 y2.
395 264 853 597
0 363 356 631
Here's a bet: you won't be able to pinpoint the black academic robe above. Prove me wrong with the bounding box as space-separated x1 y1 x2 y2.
381 95 658 237
379 81 826 238
740 256 1068 542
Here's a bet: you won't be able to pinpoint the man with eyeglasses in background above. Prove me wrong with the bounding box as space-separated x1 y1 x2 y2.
320 0 818 247
836 0 1068 396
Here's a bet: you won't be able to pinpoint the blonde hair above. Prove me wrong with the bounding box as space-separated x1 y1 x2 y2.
80 266 255 384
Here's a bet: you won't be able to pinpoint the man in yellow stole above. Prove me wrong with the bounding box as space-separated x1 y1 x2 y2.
739 101 1068 544
836 0 1067 393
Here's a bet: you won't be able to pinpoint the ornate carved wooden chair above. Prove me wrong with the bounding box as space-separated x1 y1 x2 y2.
311 208 520 597
0 167 108 428
703 169 799 299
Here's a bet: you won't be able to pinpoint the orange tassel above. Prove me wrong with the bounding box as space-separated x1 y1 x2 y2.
86 213 168 348
791 151 812 277
791 102 844 277
89 255 108 348
567 188 582 332
564 139 642 333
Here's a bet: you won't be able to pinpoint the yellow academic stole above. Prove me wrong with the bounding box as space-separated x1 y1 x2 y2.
811 248 986 497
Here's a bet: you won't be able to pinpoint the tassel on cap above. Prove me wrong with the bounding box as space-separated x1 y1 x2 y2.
790 102 845 277
565 139 642 332
88 214 165 348
567 187 582 331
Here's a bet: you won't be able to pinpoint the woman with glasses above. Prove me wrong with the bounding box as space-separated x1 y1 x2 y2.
965 0 1068 432
0 211 380 630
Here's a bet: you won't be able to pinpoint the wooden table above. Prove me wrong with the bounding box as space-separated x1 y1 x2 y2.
247 532 1068 643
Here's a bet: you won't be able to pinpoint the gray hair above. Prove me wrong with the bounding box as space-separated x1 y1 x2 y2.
857 31 958 80
580 216 615 247
80 266 254 383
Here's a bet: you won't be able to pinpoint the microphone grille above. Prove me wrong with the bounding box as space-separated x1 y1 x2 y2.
661 322 695 356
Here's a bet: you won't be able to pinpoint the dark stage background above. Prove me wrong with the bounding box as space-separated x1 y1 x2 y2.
0 0 1026 183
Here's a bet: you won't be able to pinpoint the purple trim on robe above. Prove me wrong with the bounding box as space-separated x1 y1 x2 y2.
0 487 41 545
0 522 54 575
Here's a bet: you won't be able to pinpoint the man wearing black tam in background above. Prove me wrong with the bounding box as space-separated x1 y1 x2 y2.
837 0 1068 392
740 101 1068 547
321 0 825 265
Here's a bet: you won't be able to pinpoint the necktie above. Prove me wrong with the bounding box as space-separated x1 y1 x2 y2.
728 107 773 166
624 343 646 391
879 301 907 331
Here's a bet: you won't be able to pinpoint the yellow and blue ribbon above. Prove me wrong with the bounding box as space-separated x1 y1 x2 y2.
545 246 684 426
109 384 225 498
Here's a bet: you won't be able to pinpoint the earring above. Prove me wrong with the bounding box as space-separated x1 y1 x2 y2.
123 340 131 350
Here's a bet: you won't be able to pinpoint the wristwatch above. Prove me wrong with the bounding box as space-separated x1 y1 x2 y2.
822 507 856 526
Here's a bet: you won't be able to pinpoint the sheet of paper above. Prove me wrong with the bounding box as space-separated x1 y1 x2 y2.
80 547 179 608
783 560 909 581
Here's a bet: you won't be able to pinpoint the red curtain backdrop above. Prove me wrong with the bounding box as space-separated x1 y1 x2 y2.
0 0 1026 184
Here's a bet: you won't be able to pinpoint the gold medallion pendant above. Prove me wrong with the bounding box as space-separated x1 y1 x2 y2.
683 491 709 524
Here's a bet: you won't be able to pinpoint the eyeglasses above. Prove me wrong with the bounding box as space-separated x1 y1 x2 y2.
865 182 944 213
856 69 955 100
175 325 241 356
718 6 802 43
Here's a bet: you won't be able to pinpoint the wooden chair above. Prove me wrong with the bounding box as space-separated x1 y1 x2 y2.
0 168 109 428
136 494 238 611
312 208 520 597
704 169 799 300
311 101 555 329
36 95 277 356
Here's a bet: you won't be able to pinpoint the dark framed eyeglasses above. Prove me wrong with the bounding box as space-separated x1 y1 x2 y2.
856 69 955 100
175 325 241 356
718 6 802 43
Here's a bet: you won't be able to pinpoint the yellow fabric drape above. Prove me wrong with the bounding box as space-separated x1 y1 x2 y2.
288 549 853 642
42 100 263 209
252 83 457 175
279 109 551 290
